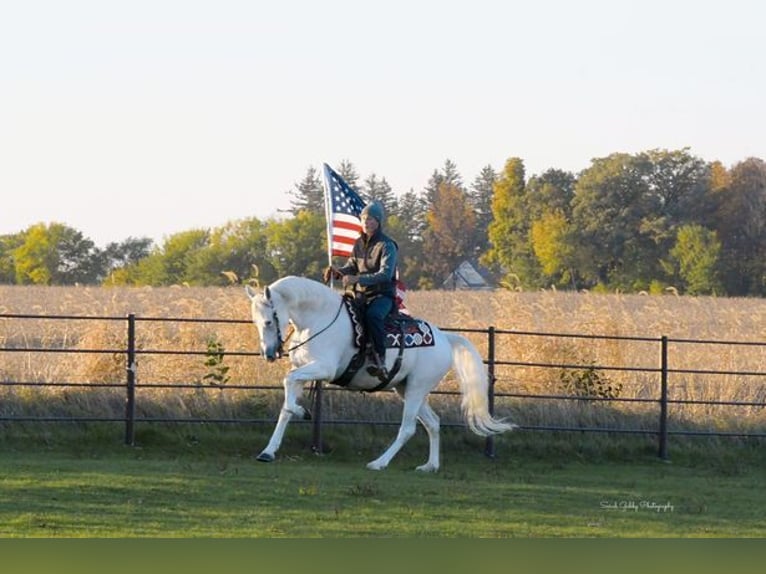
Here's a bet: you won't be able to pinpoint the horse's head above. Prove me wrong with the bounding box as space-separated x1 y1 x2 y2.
245 284 288 362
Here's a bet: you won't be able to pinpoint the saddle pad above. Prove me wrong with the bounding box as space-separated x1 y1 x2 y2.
384 317 435 349
342 296 435 349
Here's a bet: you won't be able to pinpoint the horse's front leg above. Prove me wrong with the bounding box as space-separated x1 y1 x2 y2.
256 361 332 463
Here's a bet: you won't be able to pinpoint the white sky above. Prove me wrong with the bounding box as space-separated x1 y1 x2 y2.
2 0 764 247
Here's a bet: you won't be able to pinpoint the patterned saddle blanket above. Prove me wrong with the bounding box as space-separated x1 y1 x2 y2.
342 295 436 350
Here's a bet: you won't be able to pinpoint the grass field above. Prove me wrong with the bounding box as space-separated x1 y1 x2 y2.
1 286 765 538
1 424 765 538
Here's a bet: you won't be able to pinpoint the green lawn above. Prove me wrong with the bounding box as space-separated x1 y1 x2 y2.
1 425 764 537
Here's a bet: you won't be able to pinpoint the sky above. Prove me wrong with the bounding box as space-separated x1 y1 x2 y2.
2 0 764 248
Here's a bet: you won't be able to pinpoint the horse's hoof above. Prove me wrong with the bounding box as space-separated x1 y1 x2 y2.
303 409 312 421
256 452 275 463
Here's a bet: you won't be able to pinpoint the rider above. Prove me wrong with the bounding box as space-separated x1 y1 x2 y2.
324 201 398 380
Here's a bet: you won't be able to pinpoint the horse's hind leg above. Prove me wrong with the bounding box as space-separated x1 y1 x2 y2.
366 391 426 471
415 401 440 472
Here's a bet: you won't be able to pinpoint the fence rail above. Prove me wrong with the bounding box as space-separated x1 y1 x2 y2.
2 311 765 459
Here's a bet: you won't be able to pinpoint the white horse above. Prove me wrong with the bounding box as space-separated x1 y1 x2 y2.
245 275 515 471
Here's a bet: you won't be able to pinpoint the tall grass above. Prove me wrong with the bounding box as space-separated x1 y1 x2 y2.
1 285 765 436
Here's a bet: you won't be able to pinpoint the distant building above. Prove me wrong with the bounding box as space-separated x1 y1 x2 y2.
441 260 494 290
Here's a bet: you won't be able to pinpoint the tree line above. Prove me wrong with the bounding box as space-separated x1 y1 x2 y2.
2 149 765 296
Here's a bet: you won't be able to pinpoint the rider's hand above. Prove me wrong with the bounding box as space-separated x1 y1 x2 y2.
342 275 359 288
323 266 341 283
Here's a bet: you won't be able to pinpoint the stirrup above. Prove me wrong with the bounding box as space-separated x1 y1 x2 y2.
366 364 389 381
366 353 387 380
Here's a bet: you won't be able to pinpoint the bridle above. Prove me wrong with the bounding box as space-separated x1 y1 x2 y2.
266 297 345 358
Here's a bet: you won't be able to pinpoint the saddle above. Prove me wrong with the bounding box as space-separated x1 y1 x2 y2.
331 294 435 392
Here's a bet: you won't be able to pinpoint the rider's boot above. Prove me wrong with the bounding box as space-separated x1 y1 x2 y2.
366 351 389 381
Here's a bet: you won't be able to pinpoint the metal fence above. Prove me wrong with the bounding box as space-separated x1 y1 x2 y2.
1 311 765 459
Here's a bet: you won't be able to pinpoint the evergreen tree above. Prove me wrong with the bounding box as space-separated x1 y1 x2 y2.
469 165 496 255
363 173 397 215
337 159 361 192
393 188 425 287
288 166 324 215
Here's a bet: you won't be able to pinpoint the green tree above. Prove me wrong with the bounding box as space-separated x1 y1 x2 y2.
266 211 326 279
469 165 497 256
337 159 360 191
391 189 425 287
122 229 210 286
102 237 153 275
288 166 325 215
483 157 541 288
670 224 722 295
570 153 654 289
0 233 24 284
639 148 713 272
530 211 577 288
526 168 576 220
363 173 397 216
711 157 766 295
13 223 103 285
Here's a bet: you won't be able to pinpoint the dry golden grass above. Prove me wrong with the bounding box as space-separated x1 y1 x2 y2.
1 285 765 433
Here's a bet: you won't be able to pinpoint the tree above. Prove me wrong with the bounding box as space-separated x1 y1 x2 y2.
670 224 722 295
420 182 477 288
288 166 324 215
392 188 425 286
337 159 360 191
525 168 576 220
363 173 397 216
483 157 541 288
469 165 497 255
570 153 655 289
183 218 276 286
102 237 153 274
422 159 463 208
121 229 210 286
265 211 326 279
13 223 103 285
712 157 766 295
639 148 713 264
0 233 24 284
530 211 577 288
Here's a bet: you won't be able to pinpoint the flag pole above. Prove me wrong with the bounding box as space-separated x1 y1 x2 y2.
321 163 335 289
314 162 338 455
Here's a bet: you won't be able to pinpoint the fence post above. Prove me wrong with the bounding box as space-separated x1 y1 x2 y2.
125 313 136 446
484 326 496 458
658 335 669 460
311 381 323 454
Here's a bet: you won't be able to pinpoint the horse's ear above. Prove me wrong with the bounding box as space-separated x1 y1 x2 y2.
245 285 258 300
264 286 272 300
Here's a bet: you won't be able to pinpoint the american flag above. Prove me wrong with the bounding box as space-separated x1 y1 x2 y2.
323 163 365 257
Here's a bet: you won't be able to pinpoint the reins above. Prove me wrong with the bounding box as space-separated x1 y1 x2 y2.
276 297 345 356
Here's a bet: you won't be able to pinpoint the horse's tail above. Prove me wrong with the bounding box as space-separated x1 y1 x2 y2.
446 332 518 437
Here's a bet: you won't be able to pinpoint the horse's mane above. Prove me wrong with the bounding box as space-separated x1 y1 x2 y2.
269 275 339 311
